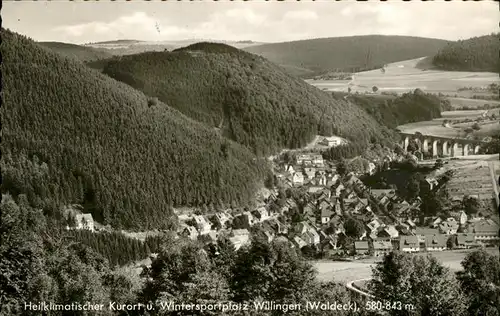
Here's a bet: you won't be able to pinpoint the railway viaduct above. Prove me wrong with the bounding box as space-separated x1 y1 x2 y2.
399 132 486 158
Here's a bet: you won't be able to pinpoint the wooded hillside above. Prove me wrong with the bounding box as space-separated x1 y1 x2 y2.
2 29 267 230
96 42 393 156
432 34 500 72
243 35 449 77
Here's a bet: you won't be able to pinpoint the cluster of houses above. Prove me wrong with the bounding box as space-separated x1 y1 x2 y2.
66 151 499 258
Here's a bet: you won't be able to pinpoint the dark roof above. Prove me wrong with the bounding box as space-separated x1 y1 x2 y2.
424 234 447 248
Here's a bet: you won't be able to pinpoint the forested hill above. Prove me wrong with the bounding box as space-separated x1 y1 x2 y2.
346 89 446 129
243 35 449 77
38 41 114 62
431 34 500 72
2 29 268 230
96 42 393 156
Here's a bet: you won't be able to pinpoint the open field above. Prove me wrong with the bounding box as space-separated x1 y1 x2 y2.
398 110 500 138
448 97 500 109
314 248 499 283
474 121 500 137
307 57 499 95
441 160 497 208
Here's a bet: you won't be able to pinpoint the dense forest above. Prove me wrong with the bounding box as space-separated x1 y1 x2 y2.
348 89 445 129
95 42 392 156
432 34 500 72
2 29 269 230
3 194 499 316
38 41 114 62
66 230 152 267
243 35 449 78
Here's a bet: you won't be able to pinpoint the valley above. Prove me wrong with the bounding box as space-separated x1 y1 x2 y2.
3 3 499 314
307 57 499 95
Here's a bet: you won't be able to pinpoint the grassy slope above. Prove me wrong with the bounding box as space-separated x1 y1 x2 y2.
2 29 267 230
38 41 114 62
94 42 392 156
243 35 450 77
432 34 500 72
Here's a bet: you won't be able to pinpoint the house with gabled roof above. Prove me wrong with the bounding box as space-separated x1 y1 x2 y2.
370 189 395 199
449 211 468 226
428 217 443 228
294 221 312 235
293 236 308 249
194 215 212 235
292 173 304 186
354 241 370 255
321 207 335 225
373 240 393 256
74 213 95 232
400 236 420 252
456 233 478 249
367 219 382 232
307 186 324 194
424 234 447 251
302 230 320 245
213 212 232 229
326 174 339 187
182 226 199 240
304 167 317 180
377 225 399 240
252 207 270 223
470 220 499 244
422 177 439 191
265 217 286 234
333 183 345 196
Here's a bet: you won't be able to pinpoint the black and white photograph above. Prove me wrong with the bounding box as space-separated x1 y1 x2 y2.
1 1 499 315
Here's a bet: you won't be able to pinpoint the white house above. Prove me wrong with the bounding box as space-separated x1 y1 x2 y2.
252 207 270 222
292 173 304 186
194 215 212 235
182 226 199 240
75 213 95 232
320 136 343 147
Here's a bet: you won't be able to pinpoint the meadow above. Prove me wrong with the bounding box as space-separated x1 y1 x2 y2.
313 248 499 284
308 57 499 95
398 110 500 138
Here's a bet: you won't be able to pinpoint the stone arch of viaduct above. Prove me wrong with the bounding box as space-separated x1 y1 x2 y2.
400 133 483 158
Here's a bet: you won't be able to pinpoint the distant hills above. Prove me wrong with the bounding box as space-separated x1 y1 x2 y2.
38 41 113 62
93 42 393 156
83 39 265 56
2 29 267 230
243 35 450 77
431 34 500 72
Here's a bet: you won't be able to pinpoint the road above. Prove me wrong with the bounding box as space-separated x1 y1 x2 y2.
487 161 499 208
346 278 374 299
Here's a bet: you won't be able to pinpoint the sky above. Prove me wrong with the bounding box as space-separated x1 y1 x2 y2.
3 1 499 44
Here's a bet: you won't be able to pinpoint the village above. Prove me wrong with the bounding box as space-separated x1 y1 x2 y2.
69 136 500 260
